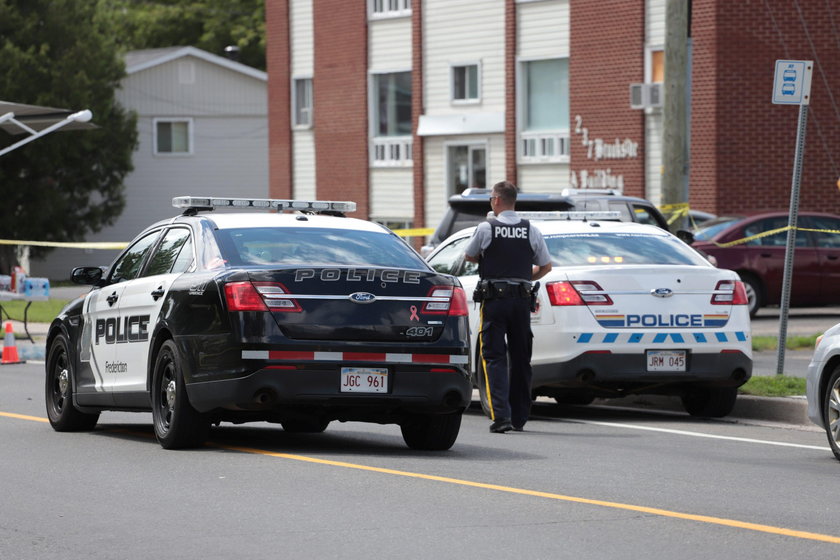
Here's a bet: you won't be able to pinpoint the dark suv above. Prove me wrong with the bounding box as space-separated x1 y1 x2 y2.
421 188 670 255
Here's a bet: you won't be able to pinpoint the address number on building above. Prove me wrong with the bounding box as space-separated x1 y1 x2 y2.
646 350 686 372
340 367 388 393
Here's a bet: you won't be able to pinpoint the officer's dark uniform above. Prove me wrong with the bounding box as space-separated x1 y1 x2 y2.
476 217 535 430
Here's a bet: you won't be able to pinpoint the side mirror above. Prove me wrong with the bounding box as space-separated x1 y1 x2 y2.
676 229 695 245
71 266 106 286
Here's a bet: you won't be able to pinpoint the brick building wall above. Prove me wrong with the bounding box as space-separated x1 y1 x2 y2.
312 1 369 218
691 0 840 214
265 0 292 199
569 0 646 198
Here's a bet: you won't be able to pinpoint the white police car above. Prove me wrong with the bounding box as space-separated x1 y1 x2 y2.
45 197 471 450
806 325 840 461
426 212 753 417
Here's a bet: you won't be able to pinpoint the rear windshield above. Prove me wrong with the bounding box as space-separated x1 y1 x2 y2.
216 227 429 269
545 232 708 266
692 216 744 240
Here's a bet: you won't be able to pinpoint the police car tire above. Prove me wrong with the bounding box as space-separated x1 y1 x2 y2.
45 333 100 431
281 418 330 433
400 412 462 451
738 273 762 318
821 366 840 462
473 348 497 418
681 386 738 418
553 392 596 406
151 340 209 449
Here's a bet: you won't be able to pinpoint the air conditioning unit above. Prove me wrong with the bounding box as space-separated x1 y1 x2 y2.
629 83 664 110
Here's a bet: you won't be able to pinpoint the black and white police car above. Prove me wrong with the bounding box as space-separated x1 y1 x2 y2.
45 197 471 450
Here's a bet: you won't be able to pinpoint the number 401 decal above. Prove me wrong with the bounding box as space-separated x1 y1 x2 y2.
406 326 434 337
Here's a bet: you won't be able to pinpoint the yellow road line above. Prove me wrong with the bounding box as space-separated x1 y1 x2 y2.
4 411 839 544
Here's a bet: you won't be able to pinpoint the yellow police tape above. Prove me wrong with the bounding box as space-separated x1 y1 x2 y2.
0 239 128 249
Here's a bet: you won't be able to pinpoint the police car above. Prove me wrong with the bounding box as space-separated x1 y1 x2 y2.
45 197 471 450
426 212 753 417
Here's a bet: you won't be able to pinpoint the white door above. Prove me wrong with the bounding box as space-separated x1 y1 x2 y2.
447 144 487 196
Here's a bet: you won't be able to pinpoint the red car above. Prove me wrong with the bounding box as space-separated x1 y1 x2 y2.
687 211 840 316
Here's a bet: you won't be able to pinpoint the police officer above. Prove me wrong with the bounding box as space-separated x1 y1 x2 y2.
465 181 552 433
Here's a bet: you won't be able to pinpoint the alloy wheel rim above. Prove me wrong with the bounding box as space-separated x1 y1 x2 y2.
829 380 840 448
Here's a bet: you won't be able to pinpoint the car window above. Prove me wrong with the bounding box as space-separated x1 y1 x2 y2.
145 228 193 276
606 201 633 221
109 231 160 283
693 216 744 240
803 216 840 248
749 217 807 247
428 237 469 275
631 203 667 228
544 232 708 266
216 227 428 269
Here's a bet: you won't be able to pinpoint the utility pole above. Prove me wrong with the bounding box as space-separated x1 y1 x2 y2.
662 0 690 231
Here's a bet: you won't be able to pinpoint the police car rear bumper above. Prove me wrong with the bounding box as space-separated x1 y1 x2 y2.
532 350 752 389
185 364 472 415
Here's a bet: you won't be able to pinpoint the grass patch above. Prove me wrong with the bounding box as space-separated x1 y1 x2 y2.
752 334 819 352
0 299 72 326
739 375 806 397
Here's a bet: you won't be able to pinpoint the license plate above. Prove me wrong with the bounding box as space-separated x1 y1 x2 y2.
340 367 388 393
646 350 686 372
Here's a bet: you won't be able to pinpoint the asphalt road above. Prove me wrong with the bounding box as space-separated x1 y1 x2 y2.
2 362 838 559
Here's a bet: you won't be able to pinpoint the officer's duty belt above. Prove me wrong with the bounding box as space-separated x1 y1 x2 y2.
480 280 531 299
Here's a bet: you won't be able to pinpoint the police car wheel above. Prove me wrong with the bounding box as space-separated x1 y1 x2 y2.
151 340 209 449
473 349 494 418
45 333 100 431
681 386 738 418
400 412 462 451
738 273 762 318
821 366 840 462
281 418 330 433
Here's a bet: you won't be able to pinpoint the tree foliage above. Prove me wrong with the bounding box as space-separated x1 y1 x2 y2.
106 0 266 70
0 0 138 273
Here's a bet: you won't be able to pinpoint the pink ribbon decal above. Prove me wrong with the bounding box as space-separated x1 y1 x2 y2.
409 305 419 321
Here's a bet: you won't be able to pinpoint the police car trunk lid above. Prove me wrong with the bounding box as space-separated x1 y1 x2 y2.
246 268 455 342
562 266 738 329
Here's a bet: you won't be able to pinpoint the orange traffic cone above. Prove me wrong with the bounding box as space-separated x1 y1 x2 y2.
1 322 24 365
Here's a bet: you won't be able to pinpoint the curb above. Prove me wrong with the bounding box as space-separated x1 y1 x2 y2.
595 393 810 426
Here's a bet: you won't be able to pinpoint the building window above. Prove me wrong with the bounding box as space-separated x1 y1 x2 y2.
154 118 192 155
451 63 480 104
650 48 664 83
518 58 569 163
447 144 486 196
371 71 412 167
370 0 411 19
293 77 312 128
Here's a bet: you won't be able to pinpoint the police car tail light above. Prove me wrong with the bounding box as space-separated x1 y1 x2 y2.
711 280 748 305
546 281 612 306
224 282 268 312
224 282 302 312
253 282 302 312
422 286 469 317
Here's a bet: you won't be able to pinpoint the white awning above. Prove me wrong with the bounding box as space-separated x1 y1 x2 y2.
416 112 504 136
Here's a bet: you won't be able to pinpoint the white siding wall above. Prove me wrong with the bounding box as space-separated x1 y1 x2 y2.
293 130 316 200
516 0 569 193
291 0 313 77
369 16 412 71
423 0 505 114
370 169 413 220
518 164 570 193
645 0 665 204
646 0 666 45
517 0 569 59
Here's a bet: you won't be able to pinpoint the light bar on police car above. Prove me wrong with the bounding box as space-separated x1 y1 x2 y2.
516 211 622 221
172 196 356 213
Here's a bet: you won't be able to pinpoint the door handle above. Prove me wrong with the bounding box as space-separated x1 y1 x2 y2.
827 255 839 261
151 286 165 301
106 292 119 307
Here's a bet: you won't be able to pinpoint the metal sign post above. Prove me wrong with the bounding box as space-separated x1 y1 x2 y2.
771 60 813 375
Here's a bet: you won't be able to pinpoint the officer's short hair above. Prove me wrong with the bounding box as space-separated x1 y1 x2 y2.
492 181 518 204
